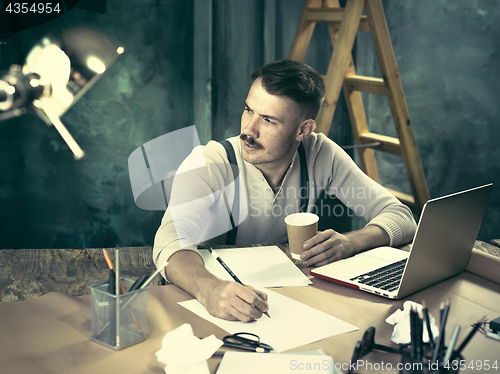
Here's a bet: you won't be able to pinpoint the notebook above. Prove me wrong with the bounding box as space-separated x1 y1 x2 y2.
310 184 493 299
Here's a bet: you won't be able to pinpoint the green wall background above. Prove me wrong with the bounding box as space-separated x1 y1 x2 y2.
0 0 194 249
0 0 498 250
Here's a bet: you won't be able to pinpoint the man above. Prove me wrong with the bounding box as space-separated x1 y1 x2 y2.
153 60 417 322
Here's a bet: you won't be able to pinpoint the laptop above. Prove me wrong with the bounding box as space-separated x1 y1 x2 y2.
310 184 493 299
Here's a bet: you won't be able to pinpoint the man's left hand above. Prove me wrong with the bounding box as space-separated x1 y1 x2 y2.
300 229 355 267
300 225 391 267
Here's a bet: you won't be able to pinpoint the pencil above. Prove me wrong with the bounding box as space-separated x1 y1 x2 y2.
443 324 461 363
432 299 451 362
209 248 271 318
103 248 126 294
417 310 424 361
422 300 435 350
102 248 142 333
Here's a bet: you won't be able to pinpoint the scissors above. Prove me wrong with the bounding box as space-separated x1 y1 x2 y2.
222 332 274 353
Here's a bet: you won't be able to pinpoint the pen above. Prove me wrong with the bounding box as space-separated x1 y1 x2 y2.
443 324 461 363
432 299 450 362
129 274 148 292
116 260 169 313
107 269 115 294
115 245 120 296
139 260 169 290
209 248 271 318
410 305 417 359
451 316 486 360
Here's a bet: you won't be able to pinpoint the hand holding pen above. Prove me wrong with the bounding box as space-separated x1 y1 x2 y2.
208 248 271 320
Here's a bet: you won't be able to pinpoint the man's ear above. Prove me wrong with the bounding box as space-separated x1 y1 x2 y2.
296 119 316 141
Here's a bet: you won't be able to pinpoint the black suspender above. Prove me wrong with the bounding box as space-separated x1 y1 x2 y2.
218 140 309 245
219 140 240 246
297 142 310 213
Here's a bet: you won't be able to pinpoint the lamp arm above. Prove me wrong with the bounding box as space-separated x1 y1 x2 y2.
33 100 85 160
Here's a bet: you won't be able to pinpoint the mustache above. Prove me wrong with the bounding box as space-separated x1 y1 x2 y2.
240 134 263 149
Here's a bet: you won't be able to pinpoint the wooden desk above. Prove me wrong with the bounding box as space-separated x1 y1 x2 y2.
2 241 499 302
0 269 499 374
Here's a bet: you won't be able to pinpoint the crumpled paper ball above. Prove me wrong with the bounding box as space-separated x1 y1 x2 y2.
155 323 223 374
385 300 440 345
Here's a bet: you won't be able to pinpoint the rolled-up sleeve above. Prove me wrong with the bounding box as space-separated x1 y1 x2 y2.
311 134 417 247
152 142 235 278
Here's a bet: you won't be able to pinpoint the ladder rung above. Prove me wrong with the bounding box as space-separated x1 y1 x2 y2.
306 8 370 31
385 188 417 211
289 0 430 213
358 133 401 156
345 75 388 95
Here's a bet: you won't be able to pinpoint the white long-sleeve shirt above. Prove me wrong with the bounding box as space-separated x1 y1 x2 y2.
153 132 417 271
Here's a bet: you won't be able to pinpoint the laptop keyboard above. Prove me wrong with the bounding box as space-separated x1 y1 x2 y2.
350 259 407 292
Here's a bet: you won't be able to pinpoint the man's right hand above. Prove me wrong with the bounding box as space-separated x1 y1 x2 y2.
164 250 269 322
200 281 269 322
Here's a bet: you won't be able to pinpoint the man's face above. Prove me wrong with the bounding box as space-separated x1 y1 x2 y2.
240 78 302 167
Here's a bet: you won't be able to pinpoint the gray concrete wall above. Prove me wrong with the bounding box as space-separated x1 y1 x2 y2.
356 0 500 240
0 0 193 249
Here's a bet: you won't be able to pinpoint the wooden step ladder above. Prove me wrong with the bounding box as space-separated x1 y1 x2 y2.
288 0 429 213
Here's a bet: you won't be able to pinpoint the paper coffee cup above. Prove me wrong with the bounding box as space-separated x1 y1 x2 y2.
284 212 319 260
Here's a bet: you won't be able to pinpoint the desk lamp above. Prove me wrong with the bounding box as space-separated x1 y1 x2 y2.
0 26 124 159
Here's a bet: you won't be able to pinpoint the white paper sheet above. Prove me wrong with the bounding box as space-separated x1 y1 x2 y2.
216 351 335 374
178 289 358 352
200 246 312 288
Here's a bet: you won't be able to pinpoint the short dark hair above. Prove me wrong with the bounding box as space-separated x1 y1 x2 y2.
251 60 325 120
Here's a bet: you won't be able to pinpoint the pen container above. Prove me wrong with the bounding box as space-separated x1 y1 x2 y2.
88 277 150 350
399 345 463 374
